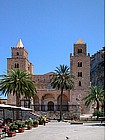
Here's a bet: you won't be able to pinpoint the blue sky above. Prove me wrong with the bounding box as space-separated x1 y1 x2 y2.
0 0 104 98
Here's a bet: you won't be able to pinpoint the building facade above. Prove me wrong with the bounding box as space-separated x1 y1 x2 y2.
7 39 91 119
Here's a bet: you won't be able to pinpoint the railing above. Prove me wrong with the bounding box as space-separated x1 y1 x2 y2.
23 105 79 112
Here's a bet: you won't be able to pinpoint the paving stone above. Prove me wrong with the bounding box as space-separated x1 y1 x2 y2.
6 122 105 140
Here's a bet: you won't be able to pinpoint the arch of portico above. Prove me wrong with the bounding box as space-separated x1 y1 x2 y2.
57 94 69 111
57 94 68 105
41 93 56 111
40 93 69 111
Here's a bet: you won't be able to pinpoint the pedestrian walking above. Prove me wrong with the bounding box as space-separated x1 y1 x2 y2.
43 115 47 126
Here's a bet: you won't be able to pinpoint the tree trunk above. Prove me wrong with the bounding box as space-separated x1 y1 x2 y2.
60 88 63 121
16 93 20 120
96 100 100 121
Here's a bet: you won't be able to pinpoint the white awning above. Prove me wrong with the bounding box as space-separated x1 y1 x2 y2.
0 104 32 111
20 106 32 111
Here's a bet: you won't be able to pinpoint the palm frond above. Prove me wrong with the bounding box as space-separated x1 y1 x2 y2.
0 69 37 105
82 86 105 108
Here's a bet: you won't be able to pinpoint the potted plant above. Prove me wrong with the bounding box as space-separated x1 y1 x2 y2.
33 120 39 127
15 121 26 133
7 123 18 137
26 119 33 130
39 117 44 125
2 125 10 133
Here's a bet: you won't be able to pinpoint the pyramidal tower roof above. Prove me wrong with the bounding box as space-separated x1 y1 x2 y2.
75 38 85 44
16 39 24 48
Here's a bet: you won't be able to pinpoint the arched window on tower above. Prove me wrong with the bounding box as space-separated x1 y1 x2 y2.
78 72 82 77
17 63 19 68
15 63 19 68
17 52 19 55
78 62 82 67
79 81 81 86
78 49 82 53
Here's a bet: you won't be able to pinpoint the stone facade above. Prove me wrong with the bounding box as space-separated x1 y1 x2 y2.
7 39 92 118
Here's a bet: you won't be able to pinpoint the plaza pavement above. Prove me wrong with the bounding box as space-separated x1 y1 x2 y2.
6 121 105 140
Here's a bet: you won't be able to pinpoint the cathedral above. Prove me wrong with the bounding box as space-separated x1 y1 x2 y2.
7 39 91 119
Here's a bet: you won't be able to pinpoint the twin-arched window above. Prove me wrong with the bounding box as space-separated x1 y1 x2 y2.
15 63 19 68
78 72 82 77
78 62 82 67
78 49 82 53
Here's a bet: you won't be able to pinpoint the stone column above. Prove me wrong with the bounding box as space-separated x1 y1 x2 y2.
54 100 57 111
39 100 42 111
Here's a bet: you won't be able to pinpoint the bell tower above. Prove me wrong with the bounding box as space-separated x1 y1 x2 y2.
70 38 90 90
7 39 33 74
7 39 33 105
70 39 91 114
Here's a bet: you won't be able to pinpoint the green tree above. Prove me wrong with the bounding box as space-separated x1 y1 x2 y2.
51 65 74 121
82 86 105 120
0 69 37 119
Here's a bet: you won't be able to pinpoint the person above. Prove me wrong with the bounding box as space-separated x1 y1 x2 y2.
43 115 47 126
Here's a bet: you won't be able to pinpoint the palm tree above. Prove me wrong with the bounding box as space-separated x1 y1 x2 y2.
51 65 74 121
0 69 37 119
82 86 105 120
